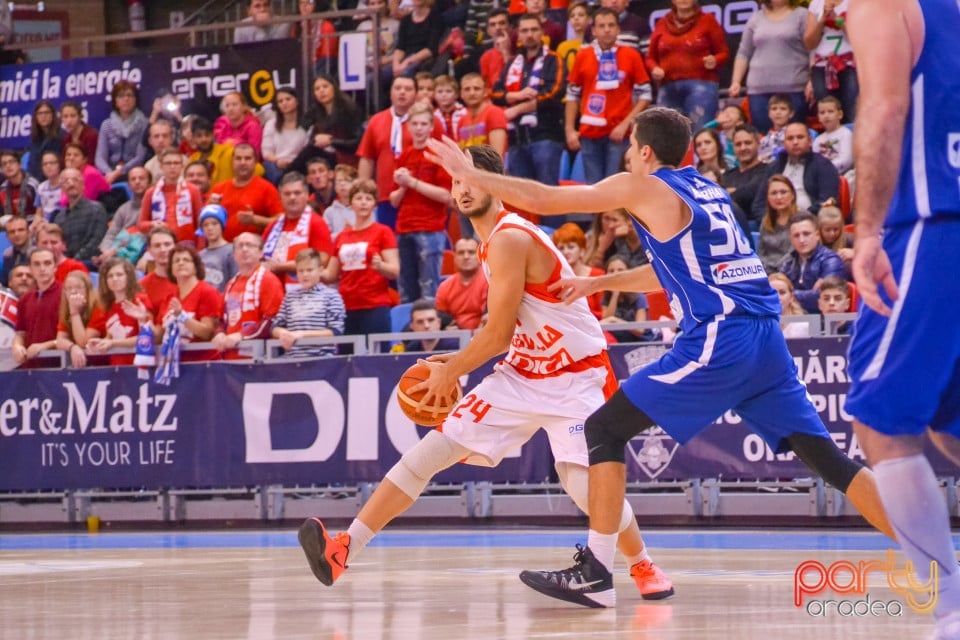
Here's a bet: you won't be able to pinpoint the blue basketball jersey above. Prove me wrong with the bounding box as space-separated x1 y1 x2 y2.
632 167 780 335
887 0 960 226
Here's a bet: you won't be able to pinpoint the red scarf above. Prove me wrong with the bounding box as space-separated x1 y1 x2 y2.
664 7 702 36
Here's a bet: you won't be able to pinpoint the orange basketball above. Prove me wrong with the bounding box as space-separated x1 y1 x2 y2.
396 362 462 427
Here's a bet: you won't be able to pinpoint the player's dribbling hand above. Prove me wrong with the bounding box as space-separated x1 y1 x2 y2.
548 276 596 305
409 358 459 418
852 235 897 317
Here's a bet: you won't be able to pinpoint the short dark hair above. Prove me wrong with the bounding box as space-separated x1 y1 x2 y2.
733 124 760 139
517 13 542 26
466 144 504 175
147 225 177 246
191 116 213 134
0 148 20 163
819 275 850 296
632 107 691 167
410 298 437 318
167 243 206 283
788 211 818 228
306 156 332 171
593 7 619 22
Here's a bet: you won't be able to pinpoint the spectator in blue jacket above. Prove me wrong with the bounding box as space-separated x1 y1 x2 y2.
777 212 845 313
752 122 839 221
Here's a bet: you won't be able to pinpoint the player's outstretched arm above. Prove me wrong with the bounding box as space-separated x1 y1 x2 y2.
426 136 653 216
549 264 662 304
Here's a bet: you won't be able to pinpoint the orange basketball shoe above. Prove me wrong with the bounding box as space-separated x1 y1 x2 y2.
629 559 675 600
298 517 351 586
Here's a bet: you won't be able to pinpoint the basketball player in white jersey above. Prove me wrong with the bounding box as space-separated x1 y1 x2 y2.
298 144 675 601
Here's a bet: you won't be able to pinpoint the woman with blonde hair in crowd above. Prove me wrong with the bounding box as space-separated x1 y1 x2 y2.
768 272 809 338
817 200 853 274
214 92 264 158
758 174 799 273
552 222 605 319
54 270 99 368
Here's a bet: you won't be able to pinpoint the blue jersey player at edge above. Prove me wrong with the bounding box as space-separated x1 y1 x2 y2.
425 108 895 609
846 1 960 638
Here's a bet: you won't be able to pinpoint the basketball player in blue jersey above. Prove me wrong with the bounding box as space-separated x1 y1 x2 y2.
846 1 960 637
427 109 895 609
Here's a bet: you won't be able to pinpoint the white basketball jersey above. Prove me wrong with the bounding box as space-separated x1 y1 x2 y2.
478 212 607 378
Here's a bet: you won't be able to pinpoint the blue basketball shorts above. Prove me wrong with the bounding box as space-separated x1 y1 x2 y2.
621 315 829 453
846 217 960 437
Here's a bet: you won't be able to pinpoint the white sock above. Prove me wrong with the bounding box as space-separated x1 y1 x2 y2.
345 519 375 563
587 530 618 573
874 455 960 619
625 547 651 568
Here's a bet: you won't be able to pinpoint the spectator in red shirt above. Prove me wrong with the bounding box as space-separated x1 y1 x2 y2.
11 248 61 365
208 143 283 241
646 0 730 129
160 243 222 361
139 149 203 245
479 10 513 91
566 8 652 184
435 237 488 330
139 226 179 313
388 101 453 302
321 180 400 344
457 73 508 157
213 232 285 356
1 149 39 223
86 257 154 365
357 76 443 230
36 224 89 283
262 172 333 289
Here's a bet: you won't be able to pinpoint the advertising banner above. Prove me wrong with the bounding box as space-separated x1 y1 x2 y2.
0 338 952 492
0 39 301 149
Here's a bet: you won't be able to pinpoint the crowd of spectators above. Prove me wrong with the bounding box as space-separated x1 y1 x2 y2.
0 0 863 370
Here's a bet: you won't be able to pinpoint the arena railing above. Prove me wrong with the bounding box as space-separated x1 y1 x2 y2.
21 315 860 369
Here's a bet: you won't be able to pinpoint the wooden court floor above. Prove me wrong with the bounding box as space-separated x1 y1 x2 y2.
0 527 939 640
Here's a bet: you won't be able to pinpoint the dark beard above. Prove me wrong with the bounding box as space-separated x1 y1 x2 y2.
460 194 494 219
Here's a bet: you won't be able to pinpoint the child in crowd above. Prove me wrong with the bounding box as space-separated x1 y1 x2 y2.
812 96 853 175
434 75 467 139
197 204 238 293
817 203 853 278
557 2 591 72
817 275 852 335
415 71 436 106
711 104 746 168
758 95 793 163
389 101 453 302
271 248 346 358
324 164 358 241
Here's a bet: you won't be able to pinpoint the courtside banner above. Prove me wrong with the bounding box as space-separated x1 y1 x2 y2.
0 39 300 150
0 354 553 491
0 339 952 491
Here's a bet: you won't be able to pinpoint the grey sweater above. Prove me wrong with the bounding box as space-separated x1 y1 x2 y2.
736 8 810 95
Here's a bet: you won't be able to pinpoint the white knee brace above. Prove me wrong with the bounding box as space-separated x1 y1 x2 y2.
556 462 635 533
385 430 471 499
